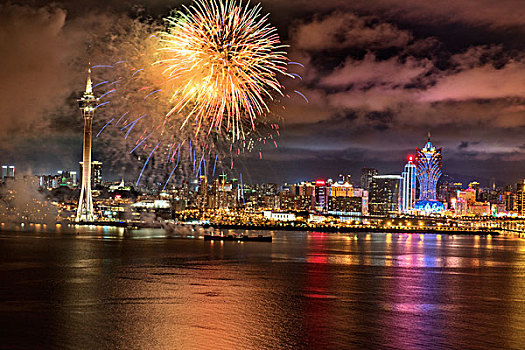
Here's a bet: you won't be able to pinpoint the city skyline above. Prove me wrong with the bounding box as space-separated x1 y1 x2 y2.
1 0 525 185
2 2 525 349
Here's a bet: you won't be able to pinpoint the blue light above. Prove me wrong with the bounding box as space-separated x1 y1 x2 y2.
414 200 444 213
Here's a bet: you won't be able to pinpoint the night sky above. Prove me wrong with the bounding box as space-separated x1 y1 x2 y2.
1 0 525 186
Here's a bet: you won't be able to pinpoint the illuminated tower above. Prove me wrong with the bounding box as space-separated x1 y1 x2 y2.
400 156 416 213
76 67 98 222
415 133 442 201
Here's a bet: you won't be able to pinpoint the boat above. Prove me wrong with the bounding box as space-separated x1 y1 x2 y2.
204 234 272 242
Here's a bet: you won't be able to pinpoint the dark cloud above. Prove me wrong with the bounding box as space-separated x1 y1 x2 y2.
343 0 525 30
1 0 525 185
420 62 525 102
291 12 412 51
320 53 432 89
458 141 469 149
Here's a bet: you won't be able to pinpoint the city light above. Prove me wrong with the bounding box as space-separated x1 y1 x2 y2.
1 2 525 349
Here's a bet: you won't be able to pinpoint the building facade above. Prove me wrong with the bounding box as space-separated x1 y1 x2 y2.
369 175 402 215
361 168 378 191
400 157 416 213
1 165 15 182
415 135 442 201
327 196 363 214
414 134 444 214
517 180 525 216
314 180 328 212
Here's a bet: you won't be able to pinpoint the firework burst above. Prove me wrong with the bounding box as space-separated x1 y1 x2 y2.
89 1 300 187
155 0 290 141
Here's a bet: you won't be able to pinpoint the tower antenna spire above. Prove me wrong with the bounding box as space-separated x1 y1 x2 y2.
427 131 431 141
85 63 93 94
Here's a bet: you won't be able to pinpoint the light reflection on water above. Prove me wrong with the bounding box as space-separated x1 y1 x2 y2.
0 227 524 349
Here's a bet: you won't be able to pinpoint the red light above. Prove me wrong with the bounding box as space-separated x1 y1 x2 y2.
315 180 326 186
408 155 413 161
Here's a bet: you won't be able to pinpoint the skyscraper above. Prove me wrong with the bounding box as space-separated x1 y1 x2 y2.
197 175 208 208
414 134 444 213
369 175 402 215
400 156 416 213
76 67 98 222
314 180 328 212
517 179 525 216
361 168 378 191
79 160 102 188
415 134 442 201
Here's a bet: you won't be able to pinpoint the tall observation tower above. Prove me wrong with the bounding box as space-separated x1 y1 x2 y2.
76 67 98 222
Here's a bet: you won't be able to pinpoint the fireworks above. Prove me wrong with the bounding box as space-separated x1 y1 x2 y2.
155 0 290 141
89 0 300 186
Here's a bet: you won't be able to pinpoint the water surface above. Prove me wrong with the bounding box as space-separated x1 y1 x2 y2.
1 228 524 349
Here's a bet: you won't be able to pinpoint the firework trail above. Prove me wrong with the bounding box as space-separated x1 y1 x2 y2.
88 0 301 187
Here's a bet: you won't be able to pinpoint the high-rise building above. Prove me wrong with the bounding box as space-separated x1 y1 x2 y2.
438 182 462 205
92 161 102 187
361 168 378 191
79 161 102 188
400 156 416 213
369 175 402 215
517 179 525 216
314 180 329 212
76 67 98 222
209 175 239 209
328 196 363 214
415 134 442 201
416 133 441 201
414 134 444 213
290 182 315 197
279 193 314 211
210 178 222 209
504 187 516 213
231 178 241 207
1 165 15 182
329 182 353 197
457 187 476 204
197 175 208 208
279 181 315 211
